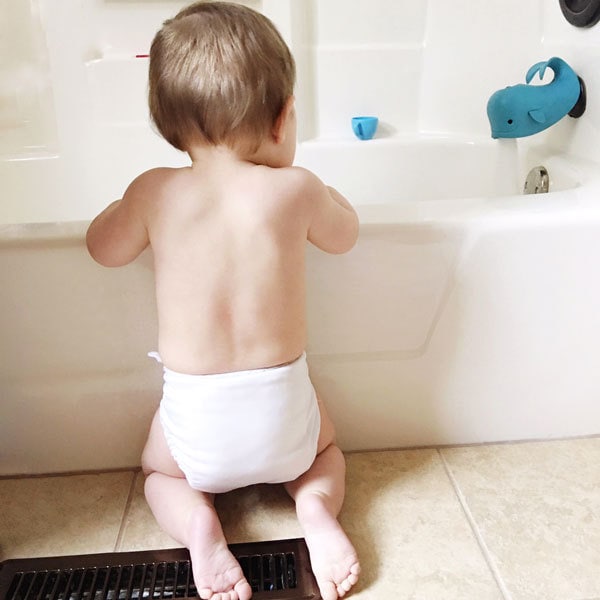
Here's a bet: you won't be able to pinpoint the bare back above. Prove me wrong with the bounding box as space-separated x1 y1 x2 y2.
147 161 311 374
87 145 358 377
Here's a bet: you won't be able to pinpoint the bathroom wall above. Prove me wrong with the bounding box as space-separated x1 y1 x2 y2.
307 0 426 139
535 0 600 163
299 0 600 159
2 0 599 225
0 0 57 158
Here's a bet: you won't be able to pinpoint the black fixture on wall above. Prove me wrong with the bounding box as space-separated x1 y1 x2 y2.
559 0 600 27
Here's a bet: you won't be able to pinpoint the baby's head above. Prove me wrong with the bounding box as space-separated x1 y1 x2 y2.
149 1 296 153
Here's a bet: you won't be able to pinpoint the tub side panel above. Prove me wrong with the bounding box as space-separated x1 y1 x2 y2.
0 239 161 474
309 215 600 451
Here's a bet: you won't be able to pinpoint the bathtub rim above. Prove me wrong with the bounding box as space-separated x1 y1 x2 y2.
2 185 600 248
2 138 600 240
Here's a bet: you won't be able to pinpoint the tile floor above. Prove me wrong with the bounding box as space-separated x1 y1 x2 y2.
2 438 600 600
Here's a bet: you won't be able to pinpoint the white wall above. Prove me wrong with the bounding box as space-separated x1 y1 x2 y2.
0 0 57 158
1 0 599 224
297 0 600 157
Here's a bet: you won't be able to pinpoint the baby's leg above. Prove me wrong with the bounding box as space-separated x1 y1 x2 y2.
142 411 252 600
284 397 360 600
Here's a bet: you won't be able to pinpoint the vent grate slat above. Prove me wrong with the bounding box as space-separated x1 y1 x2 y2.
137 565 148 600
146 564 157 600
99 568 112 600
123 567 136 600
6 572 25 600
24 573 40 600
46 571 62 600
156 563 167 600
81 570 97 600
75 569 88 600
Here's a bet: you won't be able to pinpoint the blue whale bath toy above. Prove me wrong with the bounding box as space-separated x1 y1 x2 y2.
487 57 586 139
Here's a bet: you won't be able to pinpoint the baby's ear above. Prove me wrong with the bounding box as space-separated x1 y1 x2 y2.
272 96 295 144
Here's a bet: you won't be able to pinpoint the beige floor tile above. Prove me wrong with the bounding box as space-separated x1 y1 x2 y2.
118 471 302 551
216 484 302 543
343 450 503 599
442 438 600 600
119 451 502 598
0 471 134 561
117 471 181 551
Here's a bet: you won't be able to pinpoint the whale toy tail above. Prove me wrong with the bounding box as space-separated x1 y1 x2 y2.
487 57 586 139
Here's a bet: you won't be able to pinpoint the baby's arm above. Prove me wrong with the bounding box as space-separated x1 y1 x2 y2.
86 172 154 267
299 169 359 254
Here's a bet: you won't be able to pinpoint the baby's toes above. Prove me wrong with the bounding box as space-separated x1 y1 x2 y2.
233 579 252 600
336 564 360 597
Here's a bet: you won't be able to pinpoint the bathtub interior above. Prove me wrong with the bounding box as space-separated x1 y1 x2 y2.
2 0 600 475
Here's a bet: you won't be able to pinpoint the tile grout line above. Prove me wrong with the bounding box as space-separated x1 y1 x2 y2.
437 450 514 600
114 470 141 552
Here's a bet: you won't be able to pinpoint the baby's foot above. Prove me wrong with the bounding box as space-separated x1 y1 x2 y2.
188 505 252 600
297 493 361 600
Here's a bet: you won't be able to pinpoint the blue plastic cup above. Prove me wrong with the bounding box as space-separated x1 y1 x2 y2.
352 116 379 140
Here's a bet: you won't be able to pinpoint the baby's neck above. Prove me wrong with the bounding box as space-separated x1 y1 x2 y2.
188 144 247 169
187 138 290 170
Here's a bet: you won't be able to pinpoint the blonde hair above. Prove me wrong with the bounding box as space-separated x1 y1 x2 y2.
149 1 296 152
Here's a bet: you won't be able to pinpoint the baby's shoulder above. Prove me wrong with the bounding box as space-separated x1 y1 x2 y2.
122 168 195 222
262 166 323 203
124 167 184 200
273 165 319 186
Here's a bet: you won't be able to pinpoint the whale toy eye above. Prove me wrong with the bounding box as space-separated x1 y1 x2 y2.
507 119 514 125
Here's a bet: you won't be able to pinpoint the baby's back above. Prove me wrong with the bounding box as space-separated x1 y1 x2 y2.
147 161 310 375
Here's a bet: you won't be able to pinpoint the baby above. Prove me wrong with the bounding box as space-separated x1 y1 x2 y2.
86 2 360 600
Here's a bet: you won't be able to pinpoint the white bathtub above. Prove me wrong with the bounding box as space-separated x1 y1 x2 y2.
2 135 600 475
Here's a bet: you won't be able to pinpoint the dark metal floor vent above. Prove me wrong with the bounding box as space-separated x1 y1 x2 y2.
0 539 320 600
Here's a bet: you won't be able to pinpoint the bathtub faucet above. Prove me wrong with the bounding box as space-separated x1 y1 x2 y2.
486 57 586 138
